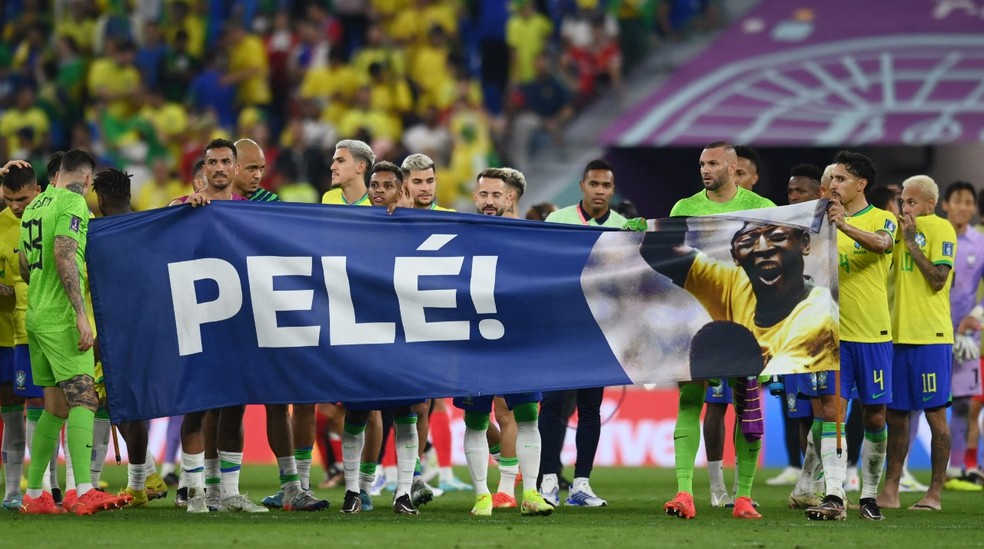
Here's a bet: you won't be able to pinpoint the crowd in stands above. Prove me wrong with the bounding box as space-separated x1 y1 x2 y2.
0 0 720 212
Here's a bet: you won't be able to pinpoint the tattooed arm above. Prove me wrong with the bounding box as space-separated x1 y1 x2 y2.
54 235 93 351
18 250 30 284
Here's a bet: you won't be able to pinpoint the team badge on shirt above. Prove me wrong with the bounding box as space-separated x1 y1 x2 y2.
915 233 926 248
943 242 954 257
69 216 82 233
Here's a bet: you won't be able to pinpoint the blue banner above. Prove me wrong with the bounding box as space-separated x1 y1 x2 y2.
88 200 838 423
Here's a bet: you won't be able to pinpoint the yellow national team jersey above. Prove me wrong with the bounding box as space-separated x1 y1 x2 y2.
0 208 21 346
428 203 455 212
892 213 956 344
321 188 371 206
685 252 839 374
838 205 896 342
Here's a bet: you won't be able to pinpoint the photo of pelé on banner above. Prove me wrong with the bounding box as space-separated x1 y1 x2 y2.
580 198 839 384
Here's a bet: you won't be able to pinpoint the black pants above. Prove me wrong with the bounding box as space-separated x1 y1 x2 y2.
539 387 604 479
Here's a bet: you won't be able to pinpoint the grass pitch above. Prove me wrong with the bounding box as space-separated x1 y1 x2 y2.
2 465 981 548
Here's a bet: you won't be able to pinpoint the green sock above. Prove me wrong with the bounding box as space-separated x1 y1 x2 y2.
734 431 761 499
489 443 501 455
67 407 96 487
674 383 705 494
27 412 65 490
359 462 377 475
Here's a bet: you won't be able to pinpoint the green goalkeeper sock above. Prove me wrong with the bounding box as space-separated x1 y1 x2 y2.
26 412 65 492
67 407 96 488
734 430 761 499
674 383 705 494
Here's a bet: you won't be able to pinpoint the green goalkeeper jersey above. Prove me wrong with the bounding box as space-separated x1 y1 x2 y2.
20 186 90 333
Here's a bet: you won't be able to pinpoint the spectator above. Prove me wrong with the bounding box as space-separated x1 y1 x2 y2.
161 29 202 103
509 54 574 170
506 0 553 85
0 85 49 159
404 106 453 166
561 14 623 105
223 23 272 109
134 156 191 211
135 20 168 90
87 38 143 120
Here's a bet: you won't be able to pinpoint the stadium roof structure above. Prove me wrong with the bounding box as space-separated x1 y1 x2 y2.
602 0 984 147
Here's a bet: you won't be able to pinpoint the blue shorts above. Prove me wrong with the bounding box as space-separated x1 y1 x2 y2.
0 346 13 383
783 374 812 418
344 398 425 411
12 344 42 398
891 344 952 411
798 369 836 398
841 341 893 405
705 379 732 404
453 392 542 412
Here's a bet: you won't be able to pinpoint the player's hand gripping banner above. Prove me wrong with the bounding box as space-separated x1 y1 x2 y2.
88 200 838 422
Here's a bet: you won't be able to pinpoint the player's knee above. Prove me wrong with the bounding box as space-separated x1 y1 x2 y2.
512 402 539 423
463 411 490 431
60 374 98 412
951 397 970 418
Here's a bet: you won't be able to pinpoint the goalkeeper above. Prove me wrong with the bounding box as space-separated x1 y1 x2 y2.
942 181 984 489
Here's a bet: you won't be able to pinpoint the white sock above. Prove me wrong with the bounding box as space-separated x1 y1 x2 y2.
497 461 518 496
707 460 726 492
161 462 177 478
793 429 821 495
217 451 242 500
143 452 158 476
181 451 205 490
1 409 26 499
128 462 148 491
359 470 375 493
342 430 365 493
516 419 541 493
65 439 76 490
205 458 220 497
296 455 312 491
90 417 111 486
394 423 417 499
439 466 454 483
820 424 847 500
464 427 490 495
77 482 93 496
860 432 887 500
276 456 301 498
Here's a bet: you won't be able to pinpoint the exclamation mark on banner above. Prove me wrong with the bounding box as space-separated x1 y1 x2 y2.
471 256 504 340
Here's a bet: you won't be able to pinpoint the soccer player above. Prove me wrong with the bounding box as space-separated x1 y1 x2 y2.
877 175 956 512
168 138 247 206
670 143 775 216
216 138 327 513
804 151 895 521
733 145 761 191
539 159 626 508
0 159 35 510
322 139 372 205
396 152 456 508
400 153 454 211
456 168 553 517
368 161 403 208
499 167 527 219
173 139 255 513
18 150 125 515
231 138 280 202
642 216 838 520
664 142 775 513
787 163 822 204
87 167 167 507
939 181 984 490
